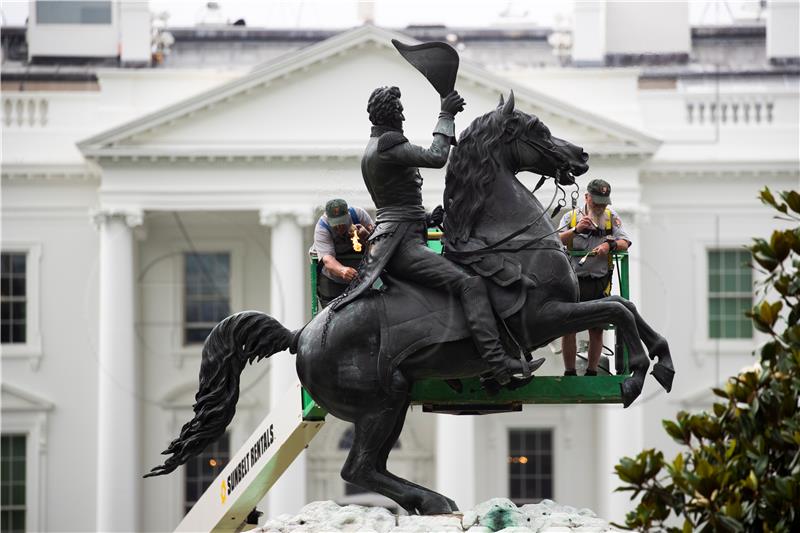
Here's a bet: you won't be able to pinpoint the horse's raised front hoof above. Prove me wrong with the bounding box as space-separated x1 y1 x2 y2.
651 363 675 393
619 378 643 408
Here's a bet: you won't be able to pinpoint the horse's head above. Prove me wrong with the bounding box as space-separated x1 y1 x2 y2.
496 91 589 185
444 91 590 242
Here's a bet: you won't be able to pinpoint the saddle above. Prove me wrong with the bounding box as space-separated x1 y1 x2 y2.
371 261 536 388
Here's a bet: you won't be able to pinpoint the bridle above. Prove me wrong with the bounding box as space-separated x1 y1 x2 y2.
443 127 579 258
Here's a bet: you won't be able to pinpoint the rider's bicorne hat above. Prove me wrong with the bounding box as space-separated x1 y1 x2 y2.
587 179 612 205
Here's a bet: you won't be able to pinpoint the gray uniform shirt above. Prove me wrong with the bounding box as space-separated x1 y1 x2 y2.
559 206 631 278
312 206 374 281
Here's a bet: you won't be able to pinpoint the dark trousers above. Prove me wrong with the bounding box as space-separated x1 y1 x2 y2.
384 225 514 382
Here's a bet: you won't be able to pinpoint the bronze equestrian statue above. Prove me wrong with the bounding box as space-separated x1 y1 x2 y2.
146 43 674 516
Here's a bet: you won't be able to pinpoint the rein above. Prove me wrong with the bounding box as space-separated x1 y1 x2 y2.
444 171 578 259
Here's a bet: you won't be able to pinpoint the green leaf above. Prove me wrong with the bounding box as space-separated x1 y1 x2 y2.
780 190 800 214
770 231 791 262
664 420 685 442
760 187 778 208
744 470 758 491
717 515 744 533
758 301 780 328
726 439 737 460
761 341 778 361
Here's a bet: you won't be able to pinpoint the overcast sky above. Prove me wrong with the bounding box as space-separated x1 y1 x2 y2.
0 0 765 28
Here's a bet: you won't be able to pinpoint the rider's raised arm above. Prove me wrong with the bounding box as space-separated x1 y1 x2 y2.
378 113 455 169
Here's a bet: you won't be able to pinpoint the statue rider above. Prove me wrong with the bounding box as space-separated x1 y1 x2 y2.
331 86 528 388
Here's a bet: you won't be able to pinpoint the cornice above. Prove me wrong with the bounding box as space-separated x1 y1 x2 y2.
259 207 316 227
81 145 364 163
642 161 800 180
1 163 100 182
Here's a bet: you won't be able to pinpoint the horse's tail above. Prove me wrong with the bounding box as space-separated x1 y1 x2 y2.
144 311 294 478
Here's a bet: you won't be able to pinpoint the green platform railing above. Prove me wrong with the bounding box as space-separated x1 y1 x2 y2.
308 231 631 411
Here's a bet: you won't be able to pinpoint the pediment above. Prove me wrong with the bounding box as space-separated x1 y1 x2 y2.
79 25 659 160
1 383 54 412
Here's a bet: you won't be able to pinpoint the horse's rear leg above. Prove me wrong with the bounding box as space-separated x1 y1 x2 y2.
606 296 674 392
341 375 453 515
376 398 459 512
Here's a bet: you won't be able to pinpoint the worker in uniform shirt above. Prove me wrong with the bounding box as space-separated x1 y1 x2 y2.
312 199 374 308
558 179 631 376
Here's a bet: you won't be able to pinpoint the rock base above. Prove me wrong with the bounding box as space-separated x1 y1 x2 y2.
257 498 620 532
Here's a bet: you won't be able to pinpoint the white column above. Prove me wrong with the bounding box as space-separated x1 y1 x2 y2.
596 403 642 523
94 210 142 532
435 415 476 510
261 208 314 517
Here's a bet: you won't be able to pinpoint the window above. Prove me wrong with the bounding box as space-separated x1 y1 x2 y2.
708 250 752 339
1 435 26 533
36 1 112 24
184 253 230 345
1 253 27 344
508 429 553 504
184 433 229 515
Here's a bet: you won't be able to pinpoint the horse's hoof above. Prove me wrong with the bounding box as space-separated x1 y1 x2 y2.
619 378 642 408
445 497 459 512
419 497 457 515
651 363 674 393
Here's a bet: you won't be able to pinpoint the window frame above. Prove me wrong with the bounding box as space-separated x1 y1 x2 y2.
182 252 233 347
34 1 113 25
693 240 763 355
183 432 230 516
1 244 43 370
1 434 27 532
171 241 244 368
707 249 753 340
507 428 555 505
1 384 52 533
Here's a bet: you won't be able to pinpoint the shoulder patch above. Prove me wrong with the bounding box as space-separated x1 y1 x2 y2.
377 131 409 152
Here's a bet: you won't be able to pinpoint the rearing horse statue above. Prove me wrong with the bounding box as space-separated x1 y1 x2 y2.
146 93 674 516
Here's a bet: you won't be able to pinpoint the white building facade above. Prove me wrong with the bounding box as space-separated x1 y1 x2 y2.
1 2 798 531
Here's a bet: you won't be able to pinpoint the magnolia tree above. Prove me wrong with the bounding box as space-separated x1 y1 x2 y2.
614 188 800 533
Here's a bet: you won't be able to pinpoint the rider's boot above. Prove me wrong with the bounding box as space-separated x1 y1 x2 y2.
460 276 529 386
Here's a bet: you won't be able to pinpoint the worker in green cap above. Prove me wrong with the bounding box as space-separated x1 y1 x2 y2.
313 199 374 308
559 178 632 376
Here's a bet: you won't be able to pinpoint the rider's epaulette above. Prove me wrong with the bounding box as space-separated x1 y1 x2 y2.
377 131 408 152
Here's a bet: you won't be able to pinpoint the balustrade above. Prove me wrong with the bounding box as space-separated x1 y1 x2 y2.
2 97 49 127
685 97 774 125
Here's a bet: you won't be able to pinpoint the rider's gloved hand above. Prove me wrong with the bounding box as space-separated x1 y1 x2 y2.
441 91 465 116
426 205 444 228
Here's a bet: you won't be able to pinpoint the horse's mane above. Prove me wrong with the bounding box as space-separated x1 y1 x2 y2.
444 109 515 243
